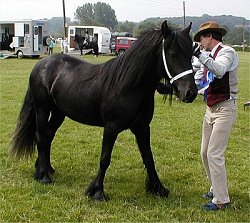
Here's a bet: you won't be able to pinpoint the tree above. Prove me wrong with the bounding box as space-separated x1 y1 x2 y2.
94 2 118 30
74 3 98 26
74 2 118 29
224 27 249 45
133 20 166 37
114 21 136 34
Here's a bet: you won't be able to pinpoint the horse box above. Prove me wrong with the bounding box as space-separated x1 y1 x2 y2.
67 25 111 54
0 20 49 58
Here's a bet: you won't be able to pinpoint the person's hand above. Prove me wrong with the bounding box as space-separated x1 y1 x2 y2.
193 42 201 58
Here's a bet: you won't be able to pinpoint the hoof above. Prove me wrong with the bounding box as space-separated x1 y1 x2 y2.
34 172 53 184
85 180 106 201
145 178 170 198
158 186 170 198
86 190 106 201
40 176 53 184
146 185 170 198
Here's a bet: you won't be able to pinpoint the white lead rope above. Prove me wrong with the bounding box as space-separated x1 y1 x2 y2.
162 39 193 84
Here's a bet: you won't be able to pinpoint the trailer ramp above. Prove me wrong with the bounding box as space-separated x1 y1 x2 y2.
0 52 16 59
67 49 93 57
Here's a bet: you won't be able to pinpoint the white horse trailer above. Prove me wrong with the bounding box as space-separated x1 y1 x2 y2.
68 26 111 54
0 20 49 58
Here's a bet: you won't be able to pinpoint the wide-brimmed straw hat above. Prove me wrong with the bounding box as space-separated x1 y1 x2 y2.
194 21 226 42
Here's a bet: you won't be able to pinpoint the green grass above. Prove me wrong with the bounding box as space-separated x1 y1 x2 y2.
0 53 249 222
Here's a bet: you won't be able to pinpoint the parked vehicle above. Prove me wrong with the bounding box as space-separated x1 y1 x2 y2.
110 32 133 53
67 26 111 54
115 36 137 56
0 20 49 58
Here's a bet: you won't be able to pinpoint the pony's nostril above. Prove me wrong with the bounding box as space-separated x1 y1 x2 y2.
186 89 197 102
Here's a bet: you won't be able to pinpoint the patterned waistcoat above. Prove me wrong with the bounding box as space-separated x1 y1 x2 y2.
206 45 230 107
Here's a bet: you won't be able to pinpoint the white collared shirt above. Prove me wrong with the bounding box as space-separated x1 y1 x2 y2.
196 42 239 98
199 42 239 79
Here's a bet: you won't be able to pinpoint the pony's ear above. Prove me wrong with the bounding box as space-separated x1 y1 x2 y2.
182 22 192 35
161 20 171 37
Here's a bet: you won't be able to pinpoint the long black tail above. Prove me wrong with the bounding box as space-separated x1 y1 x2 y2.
9 86 37 159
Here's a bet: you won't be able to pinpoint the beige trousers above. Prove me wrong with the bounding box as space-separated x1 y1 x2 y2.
200 100 237 204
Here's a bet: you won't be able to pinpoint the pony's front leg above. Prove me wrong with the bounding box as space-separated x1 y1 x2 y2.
85 126 118 201
131 126 170 198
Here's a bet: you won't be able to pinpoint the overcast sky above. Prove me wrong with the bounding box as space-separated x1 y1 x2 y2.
0 0 249 22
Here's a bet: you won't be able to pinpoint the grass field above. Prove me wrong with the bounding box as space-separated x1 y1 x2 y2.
0 52 249 222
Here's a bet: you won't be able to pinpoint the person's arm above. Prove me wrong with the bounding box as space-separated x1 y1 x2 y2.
199 48 237 78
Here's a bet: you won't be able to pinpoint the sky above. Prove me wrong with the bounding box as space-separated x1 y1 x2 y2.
0 0 249 22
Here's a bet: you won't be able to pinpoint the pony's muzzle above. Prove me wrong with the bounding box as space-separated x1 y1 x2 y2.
183 89 197 103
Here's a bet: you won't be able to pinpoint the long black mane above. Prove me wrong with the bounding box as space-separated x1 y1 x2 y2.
99 26 192 94
108 29 163 84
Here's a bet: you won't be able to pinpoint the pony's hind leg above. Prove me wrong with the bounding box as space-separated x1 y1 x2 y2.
131 126 170 198
34 106 65 184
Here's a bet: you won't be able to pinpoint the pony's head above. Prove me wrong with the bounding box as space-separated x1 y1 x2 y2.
161 21 197 103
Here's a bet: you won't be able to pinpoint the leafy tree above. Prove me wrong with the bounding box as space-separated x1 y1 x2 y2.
133 20 158 36
133 19 172 37
94 2 118 29
74 3 98 26
224 27 249 45
74 2 118 29
114 21 136 33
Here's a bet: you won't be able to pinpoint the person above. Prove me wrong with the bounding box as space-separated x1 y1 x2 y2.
45 36 51 54
85 30 90 44
48 36 54 55
60 37 65 53
60 37 68 54
193 21 239 211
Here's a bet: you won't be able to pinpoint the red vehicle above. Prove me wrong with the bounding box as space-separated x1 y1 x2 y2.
115 36 137 56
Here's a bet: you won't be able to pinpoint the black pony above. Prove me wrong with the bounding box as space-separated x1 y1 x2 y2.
74 34 99 57
10 21 197 201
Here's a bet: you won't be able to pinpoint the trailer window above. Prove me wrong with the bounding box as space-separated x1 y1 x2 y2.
38 26 42 44
34 27 38 35
24 24 29 34
19 37 24 47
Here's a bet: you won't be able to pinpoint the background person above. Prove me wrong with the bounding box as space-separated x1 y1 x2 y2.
60 37 68 54
60 37 65 53
48 36 54 55
84 30 90 44
193 21 239 211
